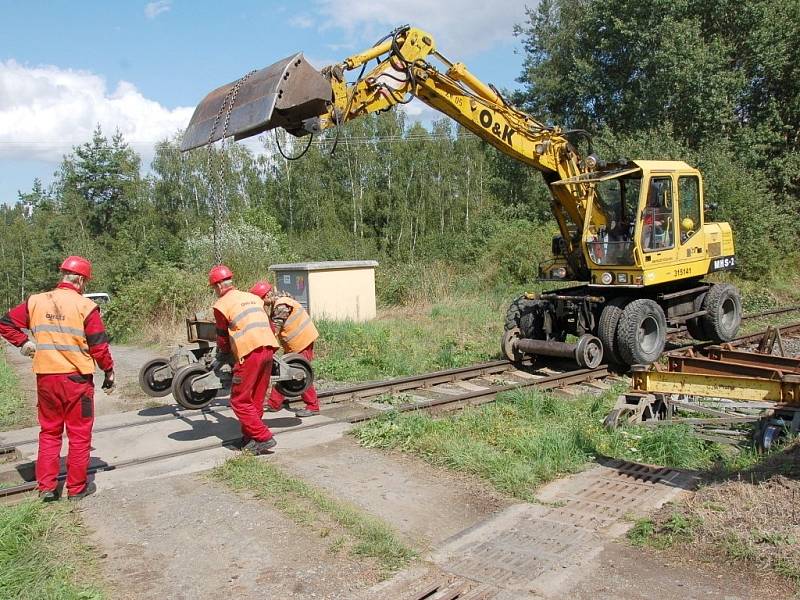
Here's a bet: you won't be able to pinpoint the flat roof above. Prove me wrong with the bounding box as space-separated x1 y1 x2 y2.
269 260 379 272
632 159 696 172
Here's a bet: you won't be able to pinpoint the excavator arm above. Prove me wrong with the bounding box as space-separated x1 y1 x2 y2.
181 26 607 277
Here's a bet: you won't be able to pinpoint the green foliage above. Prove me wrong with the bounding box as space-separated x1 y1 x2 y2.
314 297 500 382
103 264 209 341
0 500 105 599
0 354 32 431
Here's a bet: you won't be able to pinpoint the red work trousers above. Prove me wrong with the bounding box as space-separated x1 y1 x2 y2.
36 373 94 496
268 343 319 411
230 346 274 442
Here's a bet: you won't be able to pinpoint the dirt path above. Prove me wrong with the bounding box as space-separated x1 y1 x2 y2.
272 437 510 552
2 342 168 417
81 473 382 600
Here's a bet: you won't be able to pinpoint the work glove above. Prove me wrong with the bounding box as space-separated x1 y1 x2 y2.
20 341 36 358
210 351 233 371
101 370 116 394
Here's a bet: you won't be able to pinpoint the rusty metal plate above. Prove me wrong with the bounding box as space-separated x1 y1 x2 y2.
181 53 331 151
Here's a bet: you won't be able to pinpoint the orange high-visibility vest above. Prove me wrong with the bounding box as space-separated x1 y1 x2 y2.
214 289 278 360
28 288 97 375
274 296 318 353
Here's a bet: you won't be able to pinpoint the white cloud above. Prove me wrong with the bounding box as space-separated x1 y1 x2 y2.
0 60 194 162
310 0 529 56
144 0 171 20
289 14 314 29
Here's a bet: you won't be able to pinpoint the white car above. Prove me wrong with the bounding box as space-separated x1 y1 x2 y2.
83 292 111 309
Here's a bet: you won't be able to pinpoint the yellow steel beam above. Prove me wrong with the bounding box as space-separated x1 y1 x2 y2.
631 370 800 405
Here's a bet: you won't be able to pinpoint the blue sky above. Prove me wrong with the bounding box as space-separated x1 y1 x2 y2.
0 0 532 204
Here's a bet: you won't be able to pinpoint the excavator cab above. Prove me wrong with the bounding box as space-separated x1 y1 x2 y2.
180 53 330 151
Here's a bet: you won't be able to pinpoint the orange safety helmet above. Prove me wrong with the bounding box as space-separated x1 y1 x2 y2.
249 280 273 299
60 256 92 279
208 264 234 286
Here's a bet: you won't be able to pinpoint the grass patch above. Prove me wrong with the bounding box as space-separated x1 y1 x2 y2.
212 455 416 576
353 386 735 500
0 500 105 599
624 442 800 590
627 512 701 550
312 285 540 382
0 352 32 431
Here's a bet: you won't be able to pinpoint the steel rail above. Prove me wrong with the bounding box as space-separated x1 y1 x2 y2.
0 360 516 450
668 304 800 337
0 365 608 499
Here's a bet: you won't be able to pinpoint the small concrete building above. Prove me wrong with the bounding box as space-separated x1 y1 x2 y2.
269 260 378 322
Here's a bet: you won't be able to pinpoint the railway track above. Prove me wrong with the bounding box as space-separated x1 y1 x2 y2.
1 307 799 501
0 362 611 500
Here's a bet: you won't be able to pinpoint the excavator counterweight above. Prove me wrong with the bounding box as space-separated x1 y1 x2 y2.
180 53 330 151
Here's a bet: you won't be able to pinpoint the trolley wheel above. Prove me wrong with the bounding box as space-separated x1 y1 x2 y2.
138 358 173 397
575 335 603 369
171 364 216 410
757 421 785 452
275 353 314 398
501 327 522 362
603 408 625 430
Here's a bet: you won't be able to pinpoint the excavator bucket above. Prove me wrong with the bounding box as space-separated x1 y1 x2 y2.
180 53 332 152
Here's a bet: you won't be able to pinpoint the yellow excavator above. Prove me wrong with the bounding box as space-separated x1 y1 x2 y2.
182 25 742 368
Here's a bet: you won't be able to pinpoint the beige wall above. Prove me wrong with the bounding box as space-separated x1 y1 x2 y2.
308 268 376 322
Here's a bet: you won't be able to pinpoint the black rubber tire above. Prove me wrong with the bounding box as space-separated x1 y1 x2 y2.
616 299 667 366
274 353 314 398
138 358 173 397
171 364 216 410
504 295 539 332
701 283 742 342
686 291 708 341
597 297 628 364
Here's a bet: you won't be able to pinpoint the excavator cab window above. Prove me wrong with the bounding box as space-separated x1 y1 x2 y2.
641 177 674 252
678 176 701 244
586 176 641 266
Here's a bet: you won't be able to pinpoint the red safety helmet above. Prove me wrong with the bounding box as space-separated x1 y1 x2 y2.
208 264 233 286
249 281 272 299
60 256 92 279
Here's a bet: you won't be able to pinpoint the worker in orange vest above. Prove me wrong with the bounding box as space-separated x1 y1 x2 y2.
210 266 281 454
250 281 320 417
0 256 114 501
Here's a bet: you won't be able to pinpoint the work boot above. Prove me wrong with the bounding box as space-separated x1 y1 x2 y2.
243 438 277 455
68 482 96 501
240 436 251 448
266 403 285 413
38 489 59 503
293 408 320 418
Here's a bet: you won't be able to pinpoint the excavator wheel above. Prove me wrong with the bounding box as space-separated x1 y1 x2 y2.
686 291 708 341
597 297 628 365
701 284 742 342
171 364 217 410
616 299 667 365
